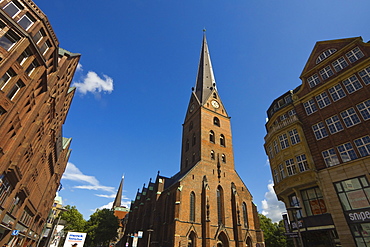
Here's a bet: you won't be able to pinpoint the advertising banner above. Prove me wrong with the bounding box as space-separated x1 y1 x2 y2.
63 232 87 247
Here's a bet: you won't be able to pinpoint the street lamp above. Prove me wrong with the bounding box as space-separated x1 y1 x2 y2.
286 206 303 247
146 229 153 247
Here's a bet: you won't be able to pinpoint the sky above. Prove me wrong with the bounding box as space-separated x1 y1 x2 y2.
33 0 370 222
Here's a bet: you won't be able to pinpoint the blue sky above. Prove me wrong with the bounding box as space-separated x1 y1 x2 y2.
34 0 370 222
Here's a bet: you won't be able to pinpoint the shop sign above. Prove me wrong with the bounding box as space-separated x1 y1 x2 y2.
345 208 370 223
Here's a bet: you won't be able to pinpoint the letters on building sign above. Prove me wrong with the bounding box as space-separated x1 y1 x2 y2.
345 209 370 223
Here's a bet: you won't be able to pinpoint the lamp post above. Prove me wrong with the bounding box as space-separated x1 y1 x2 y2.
146 229 153 247
287 206 303 247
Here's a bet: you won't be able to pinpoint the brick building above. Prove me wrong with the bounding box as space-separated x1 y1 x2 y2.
0 0 80 246
264 37 370 246
122 34 264 247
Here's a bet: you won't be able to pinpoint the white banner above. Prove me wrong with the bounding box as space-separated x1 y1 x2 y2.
63 232 87 247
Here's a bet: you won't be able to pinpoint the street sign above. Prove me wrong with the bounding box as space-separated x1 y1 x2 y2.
285 233 298 238
11 230 19 236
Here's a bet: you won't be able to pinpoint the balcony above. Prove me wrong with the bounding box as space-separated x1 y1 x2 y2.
265 115 300 142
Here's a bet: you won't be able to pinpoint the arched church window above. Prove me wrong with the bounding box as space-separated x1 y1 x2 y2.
190 192 195 222
213 92 217 99
211 150 215 160
217 186 224 225
214 117 220 127
242 202 248 228
185 158 188 168
209 130 215 143
192 153 195 162
189 121 193 131
186 139 189 151
222 154 226 163
192 133 196 146
220 134 225 147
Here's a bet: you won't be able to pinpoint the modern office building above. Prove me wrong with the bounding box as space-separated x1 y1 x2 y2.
264 37 370 246
0 0 80 246
122 34 264 247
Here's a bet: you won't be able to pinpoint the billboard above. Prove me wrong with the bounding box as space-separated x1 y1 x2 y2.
63 232 87 247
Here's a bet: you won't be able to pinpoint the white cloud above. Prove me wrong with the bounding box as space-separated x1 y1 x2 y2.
261 181 286 223
73 71 114 95
62 162 115 192
76 63 83 72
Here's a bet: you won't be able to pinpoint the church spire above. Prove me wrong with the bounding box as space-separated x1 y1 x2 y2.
194 32 217 105
112 175 124 209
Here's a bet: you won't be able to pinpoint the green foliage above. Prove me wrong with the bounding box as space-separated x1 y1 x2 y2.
59 205 86 232
85 208 120 247
259 214 293 247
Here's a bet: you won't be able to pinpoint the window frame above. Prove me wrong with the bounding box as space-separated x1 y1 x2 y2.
328 84 346 102
322 148 340 167
325 115 344 134
342 75 363 94
312 122 328 140
340 107 361 128
303 99 318 115
337 142 358 162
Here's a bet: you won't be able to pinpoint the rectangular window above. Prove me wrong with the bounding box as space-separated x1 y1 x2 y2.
322 148 340 167
320 66 334 80
279 164 286 179
340 108 361 128
280 114 287 121
335 176 370 211
359 66 370 85
0 106 6 116
3 1 22 17
268 146 274 159
39 40 50 55
0 68 15 89
303 99 318 115
273 169 280 183
307 74 321 88
0 174 12 205
357 99 370 121
354 136 370 157
0 30 20 51
312 122 328 140
18 14 35 30
315 91 331 109
337 142 358 162
301 187 327 216
7 80 25 100
289 129 300 145
289 194 303 219
17 48 31 65
296 154 309 172
288 109 296 116
342 75 363 94
332 57 348 72
279 133 289 149
346 47 364 63
328 84 346 101
26 60 38 75
285 159 297 176
325 115 344 134
273 140 279 154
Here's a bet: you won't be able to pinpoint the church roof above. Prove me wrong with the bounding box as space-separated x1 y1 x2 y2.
194 33 217 105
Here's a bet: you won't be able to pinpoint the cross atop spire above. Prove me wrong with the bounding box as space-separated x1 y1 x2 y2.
194 32 217 105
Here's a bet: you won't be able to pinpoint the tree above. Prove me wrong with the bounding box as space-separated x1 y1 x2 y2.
59 205 86 232
85 208 119 247
259 214 293 247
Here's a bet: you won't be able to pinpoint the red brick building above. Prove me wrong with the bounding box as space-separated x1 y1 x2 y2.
0 0 80 246
122 35 264 247
264 37 370 246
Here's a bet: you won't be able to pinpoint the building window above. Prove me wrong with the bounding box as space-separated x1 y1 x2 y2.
209 130 215 143
289 129 300 145
303 99 317 115
26 60 38 75
273 169 280 183
312 122 328 140
307 74 321 88
280 114 287 121
328 84 346 101
268 146 274 159
359 66 370 85
319 66 334 80
337 142 358 162
217 186 224 225
279 164 286 179
279 133 289 149
192 153 195 162
322 148 340 167
316 48 336 64
332 57 348 72
346 47 364 63
354 136 370 157
190 192 195 222
296 154 309 172
18 14 35 30
39 40 50 55
192 133 196 146
211 150 215 160
185 139 189 151
285 159 297 176
3 1 22 17
0 175 12 205
0 106 6 116
301 187 327 216
0 68 15 89
289 194 303 219
189 121 193 131
214 117 220 127
221 154 226 163
342 75 362 94
325 115 344 134
33 28 45 44
20 207 33 226
0 30 20 51
273 140 279 154
288 109 296 116
340 108 361 128
220 134 225 147
7 80 25 100
315 92 331 109
242 202 248 228
17 48 31 65
356 99 370 121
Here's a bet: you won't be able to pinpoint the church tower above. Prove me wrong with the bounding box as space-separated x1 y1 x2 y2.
123 34 264 247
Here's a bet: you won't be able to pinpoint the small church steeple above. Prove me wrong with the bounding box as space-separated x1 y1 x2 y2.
112 175 124 209
194 32 217 105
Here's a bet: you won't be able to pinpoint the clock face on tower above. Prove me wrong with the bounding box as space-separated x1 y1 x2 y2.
211 100 220 108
